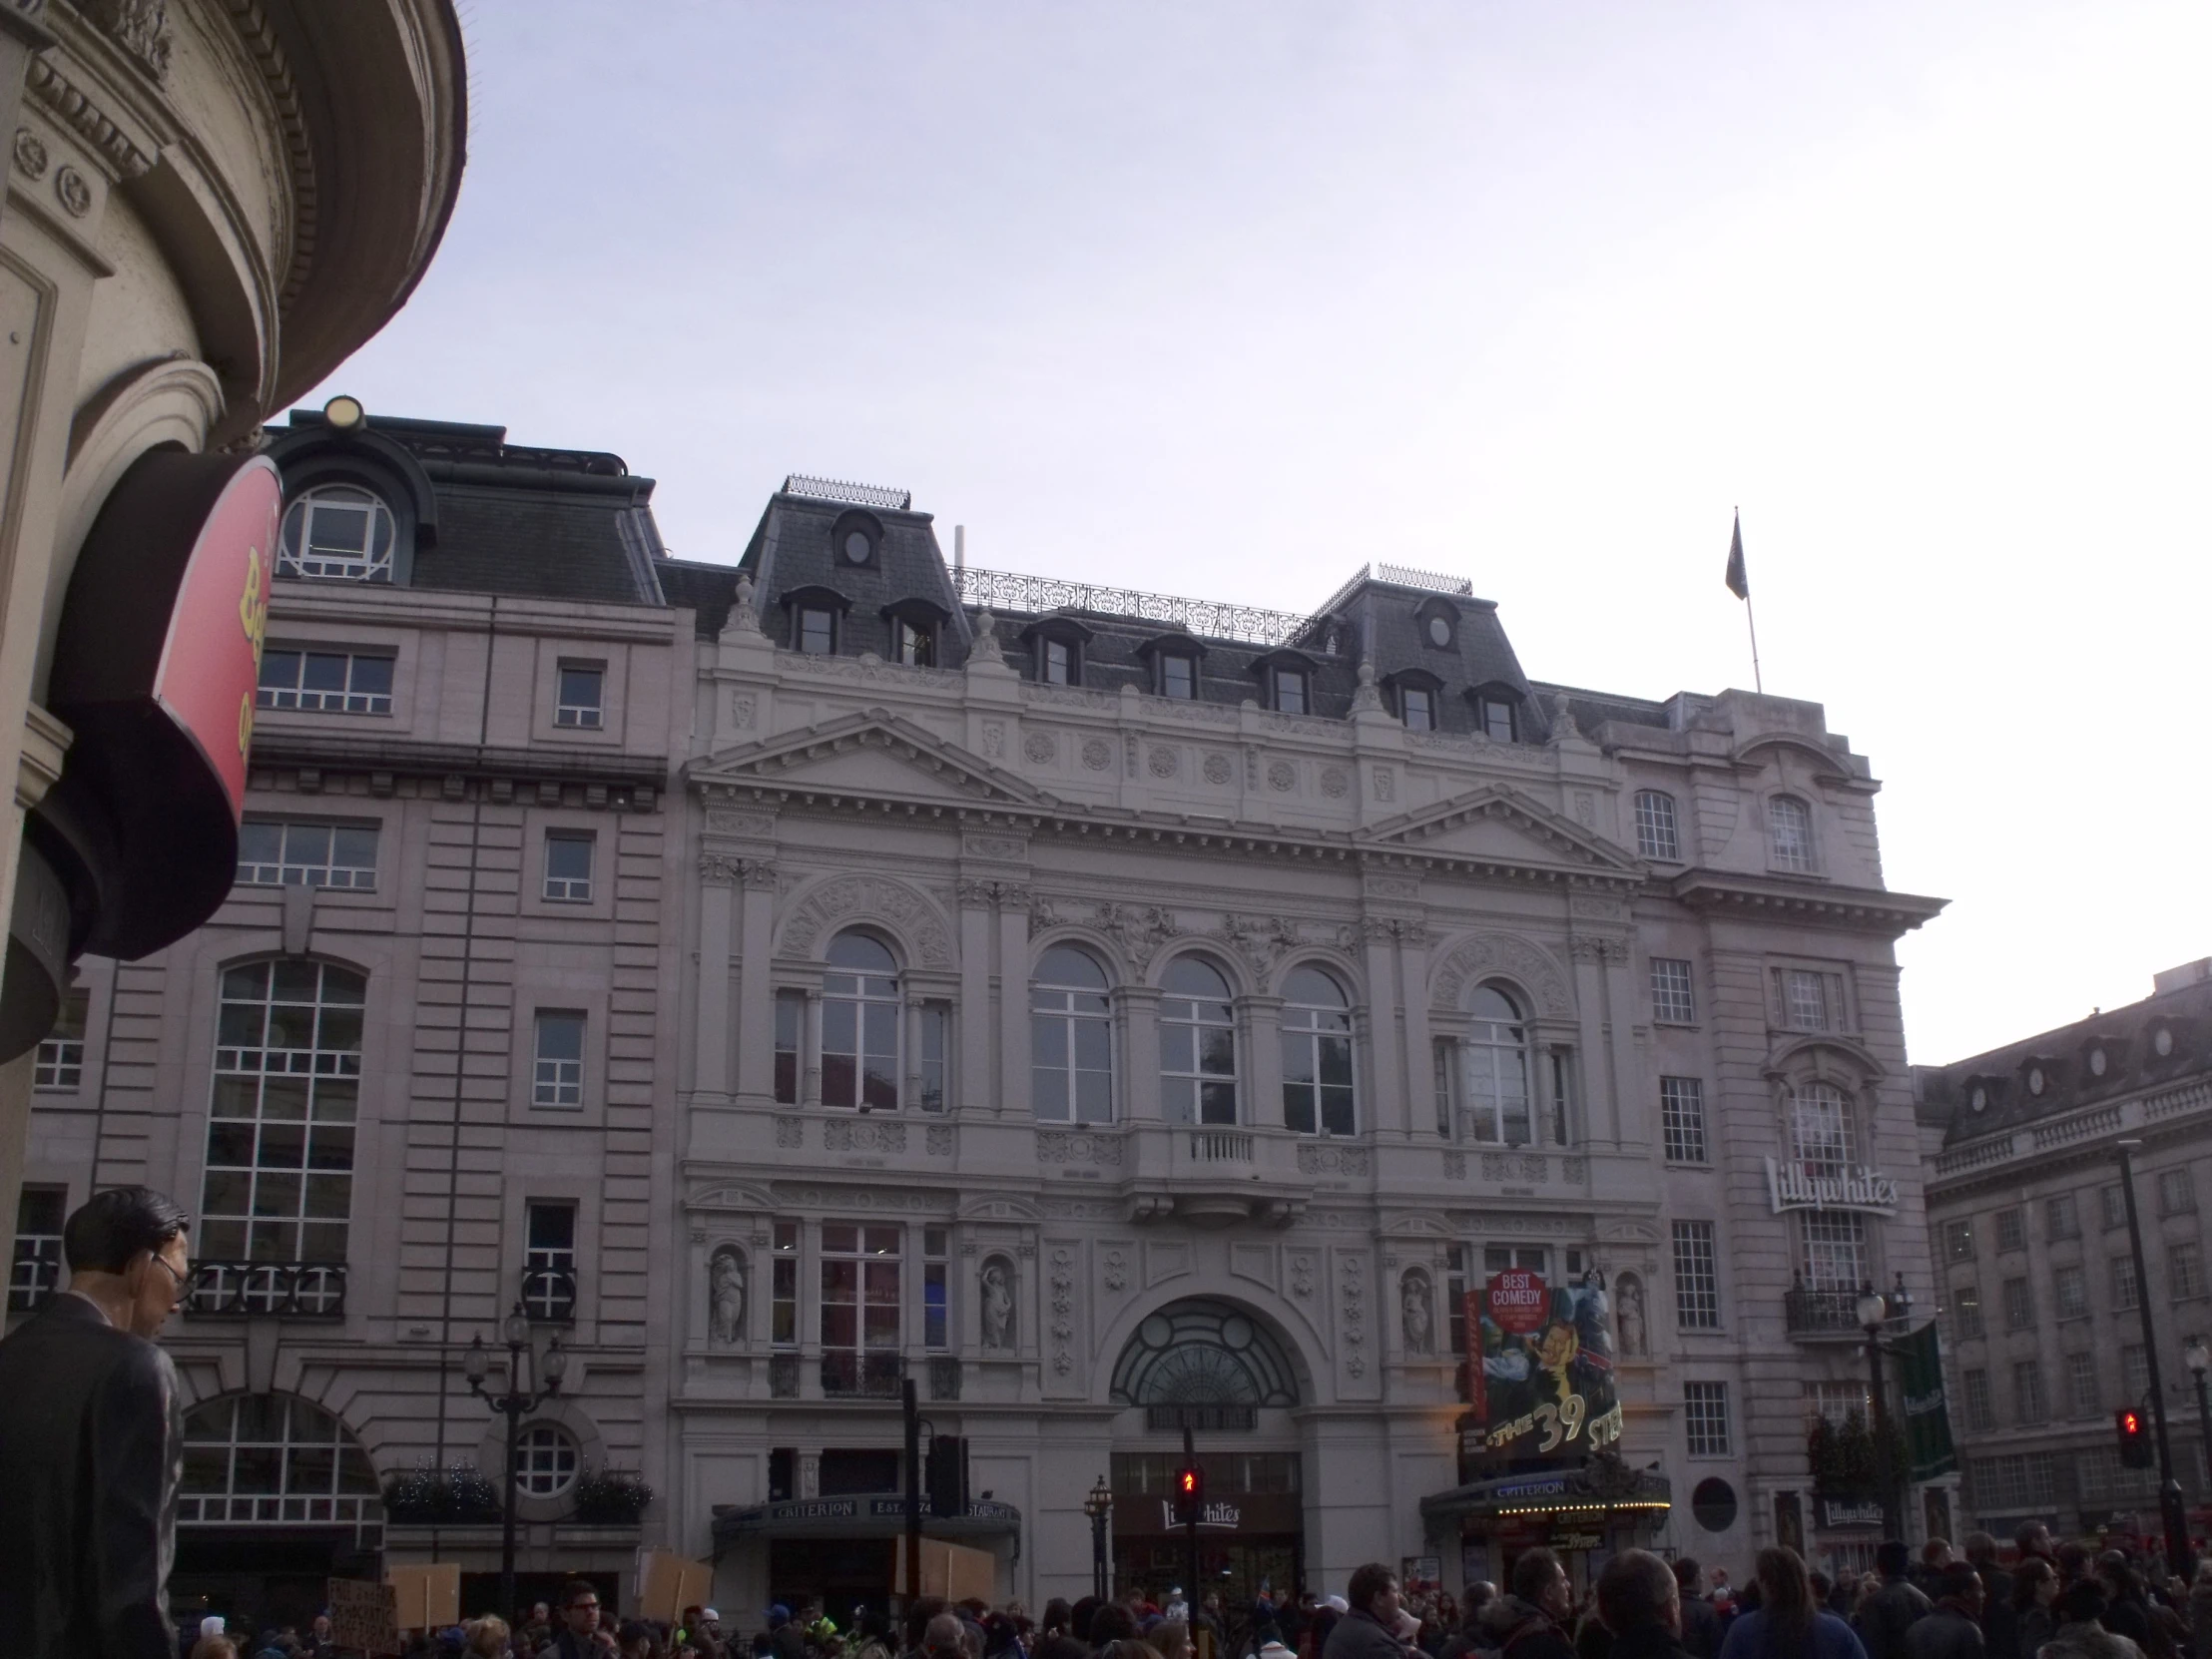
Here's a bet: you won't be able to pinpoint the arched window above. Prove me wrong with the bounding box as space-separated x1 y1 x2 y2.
513 1423 579 1496
178 1392 379 1526
1160 956 1238 1125
822 931 899 1110
1768 796 1815 872
279 484 395 582
1787 1080 1856 1178
1461 984 1531 1146
1031 944 1113 1124
1633 790 1680 860
1281 966 1355 1137
202 959 364 1268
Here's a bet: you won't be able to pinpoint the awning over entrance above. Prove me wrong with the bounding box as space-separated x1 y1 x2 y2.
713 1494 1022 1546
1419 1464 1672 1531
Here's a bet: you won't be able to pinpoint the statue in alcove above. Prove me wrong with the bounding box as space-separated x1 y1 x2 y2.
980 1259 1015 1351
708 1246 747 1345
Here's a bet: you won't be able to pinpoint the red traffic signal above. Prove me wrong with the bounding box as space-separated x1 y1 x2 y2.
2117 1406 2153 1469
1175 1463 1205 1519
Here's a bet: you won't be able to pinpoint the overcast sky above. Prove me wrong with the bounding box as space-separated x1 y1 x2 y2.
299 0 2210 1067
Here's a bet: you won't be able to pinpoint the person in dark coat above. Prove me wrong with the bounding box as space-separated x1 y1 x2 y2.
1960 1536 2015 1659
0 1186 192 1659
1593 1552 1692 1659
1856 1541 1934 1659
1323 1566 1409 1659
1717 1548 1865 1659
1902 1564 1984 1659
1477 1552 1575 1659
1669 1562 1721 1659
2092 1553 2156 1657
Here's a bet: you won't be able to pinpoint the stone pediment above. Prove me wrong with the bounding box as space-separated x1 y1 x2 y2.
690 709 1052 812
1363 785 1641 873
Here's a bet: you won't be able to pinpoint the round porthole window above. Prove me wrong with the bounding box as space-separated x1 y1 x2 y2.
2089 1048 2107 1078
1426 615 1451 647
1691 1477 1738 1533
1970 1086 1987 1113
841 529 871 564
2027 1067 2045 1097
2156 1026 2175 1057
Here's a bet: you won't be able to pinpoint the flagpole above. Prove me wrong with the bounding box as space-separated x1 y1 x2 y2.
1727 506 1764 694
1745 595 1763 695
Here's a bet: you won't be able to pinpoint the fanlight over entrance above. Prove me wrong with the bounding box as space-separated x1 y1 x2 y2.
1111 1299 1300 1429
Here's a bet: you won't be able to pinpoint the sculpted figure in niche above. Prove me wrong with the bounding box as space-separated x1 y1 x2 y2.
1614 1272 1646 1359
980 1259 1015 1351
708 1246 747 1346
1401 1268 1434 1356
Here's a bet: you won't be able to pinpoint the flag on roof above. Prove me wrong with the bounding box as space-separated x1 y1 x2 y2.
1724 512 1749 601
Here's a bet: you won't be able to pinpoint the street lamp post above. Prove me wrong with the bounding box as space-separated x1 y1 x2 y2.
2187 1338 2212 1490
1857 1286 1905 1542
1084 1474 1114 1602
465 1302 568 1622
2116 1139 2193 1579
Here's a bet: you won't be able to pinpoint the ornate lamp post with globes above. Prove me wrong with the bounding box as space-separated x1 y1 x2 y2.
465 1302 568 1622
1084 1473 1114 1602
2186 1337 2212 1487
1857 1285 1906 1542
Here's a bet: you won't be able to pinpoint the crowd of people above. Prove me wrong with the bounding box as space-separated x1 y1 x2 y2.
168 1533 2212 1659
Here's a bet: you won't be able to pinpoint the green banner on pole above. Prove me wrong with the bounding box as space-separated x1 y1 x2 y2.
1898 1320 1957 1481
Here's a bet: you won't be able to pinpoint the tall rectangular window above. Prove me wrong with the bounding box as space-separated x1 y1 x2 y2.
1943 1219 1975 1263
1633 791 1679 860
1659 1077 1707 1164
2047 1193 2080 1241
2053 1265 2087 1319
1961 1369 1993 1432
258 648 394 715
237 821 379 889
1042 638 1075 685
555 663 605 727
894 620 935 668
774 991 804 1105
1783 970 1832 1032
1650 959 1696 1024
2113 1256 2139 1311
2172 1241 2205 1300
923 1227 948 1351
771 1221 798 1347
1683 1382 1731 1455
821 1223 901 1394
34 986 87 1090
1273 669 1309 716
1806 1382 1869 1427
1798 1211 1868 1291
543 831 594 901
1768 797 1815 871
2013 1360 2045 1421
1672 1220 1721 1330
917 1003 949 1113
2002 1277 2034 1330
2124 1344 2150 1402
1968 1452 2055 1510
523 1201 578 1322
2102 1186 2127 1231
1400 687 1434 731
1160 655 1196 700
2160 1168 2197 1216
1477 697 1516 743
532 1011 585 1108
203 959 363 1264
1951 1282 1982 1340
2066 1351 2099 1416
1432 1040 1455 1137
799 608 836 655
8 1187 65 1313
1788 1084 1856 1178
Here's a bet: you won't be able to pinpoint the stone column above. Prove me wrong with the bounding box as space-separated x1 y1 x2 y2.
1245 994 1285 1134
1122 986 1163 1122
1397 923 1434 1141
1567 937 1616 1146
957 882 994 1112
734 863 778 1103
1362 921 1406 1134
803 990 824 1107
996 888 1032 1119
694 854 739 1097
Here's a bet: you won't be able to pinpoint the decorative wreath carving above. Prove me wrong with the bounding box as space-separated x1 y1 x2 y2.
780 874 954 967
1430 931 1574 1019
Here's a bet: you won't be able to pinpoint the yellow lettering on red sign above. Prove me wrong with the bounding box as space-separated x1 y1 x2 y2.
238 690 254 761
238 544 266 665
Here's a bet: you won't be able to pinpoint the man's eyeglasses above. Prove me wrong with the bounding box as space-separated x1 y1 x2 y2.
148 1253 192 1308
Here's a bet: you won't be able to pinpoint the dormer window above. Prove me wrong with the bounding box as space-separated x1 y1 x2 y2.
1273 669 1309 715
1136 632 1206 701
1401 687 1435 731
1043 639 1076 684
1416 597 1460 652
894 619 933 667
279 484 395 582
1471 687 1519 742
800 608 836 654
1159 654 1197 699
830 509 882 570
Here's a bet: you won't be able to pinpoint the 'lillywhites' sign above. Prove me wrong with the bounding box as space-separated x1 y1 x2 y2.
1896 1320 1957 1481
1764 1157 1901 1216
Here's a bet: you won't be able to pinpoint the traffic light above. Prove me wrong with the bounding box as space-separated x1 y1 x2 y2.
2117 1406 2153 1469
1175 1461 1205 1522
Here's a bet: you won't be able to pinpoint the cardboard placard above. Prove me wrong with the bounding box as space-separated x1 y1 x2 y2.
637 1548 715 1623
892 1536 995 1602
327 1578 400 1656
385 1564 460 1631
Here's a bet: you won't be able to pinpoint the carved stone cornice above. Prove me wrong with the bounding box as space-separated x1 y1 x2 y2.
1669 871 1947 938
698 852 743 888
24 54 153 178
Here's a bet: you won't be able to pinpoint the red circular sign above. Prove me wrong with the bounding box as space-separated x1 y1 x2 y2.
1487 1268 1549 1335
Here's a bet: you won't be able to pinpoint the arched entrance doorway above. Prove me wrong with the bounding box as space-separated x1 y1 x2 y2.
172 1391 383 1634
1108 1299 1306 1618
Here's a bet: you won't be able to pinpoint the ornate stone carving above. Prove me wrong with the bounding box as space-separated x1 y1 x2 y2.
1321 767 1350 799
788 653 961 688
1092 902 1179 963
1023 731 1057 765
1268 760 1298 792
1614 1272 1648 1358
1036 1130 1123 1167
775 1116 803 1149
1082 738 1113 772
1123 733 1138 777
781 874 953 966
1563 1157 1587 1182
742 862 780 890
11 128 46 179
1203 752 1233 786
698 851 744 886
731 691 758 729
1048 1247 1075 1376
963 831 1027 859
1431 932 1574 1019
1147 745 1178 778
24 60 155 180
925 1125 953 1157
1441 1151 1466 1181
1298 1143 1371 1177
1373 767 1396 802
1400 1266 1434 1355
1021 683 1117 710
1479 1152 1549 1183
824 1119 907 1154
969 610 1003 665
1291 1253 1315 1298
981 722 1005 759
53 165 90 217
1341 1253 1367 1379
85 0 172 80
980 1257 1015 1351
708 1245 747 1345
706 806 776 836
1103 1248 1129 1292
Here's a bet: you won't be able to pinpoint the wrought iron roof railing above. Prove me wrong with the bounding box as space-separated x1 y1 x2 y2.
1307 560 1473 622
783 473 912 511
952 565 1329 649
